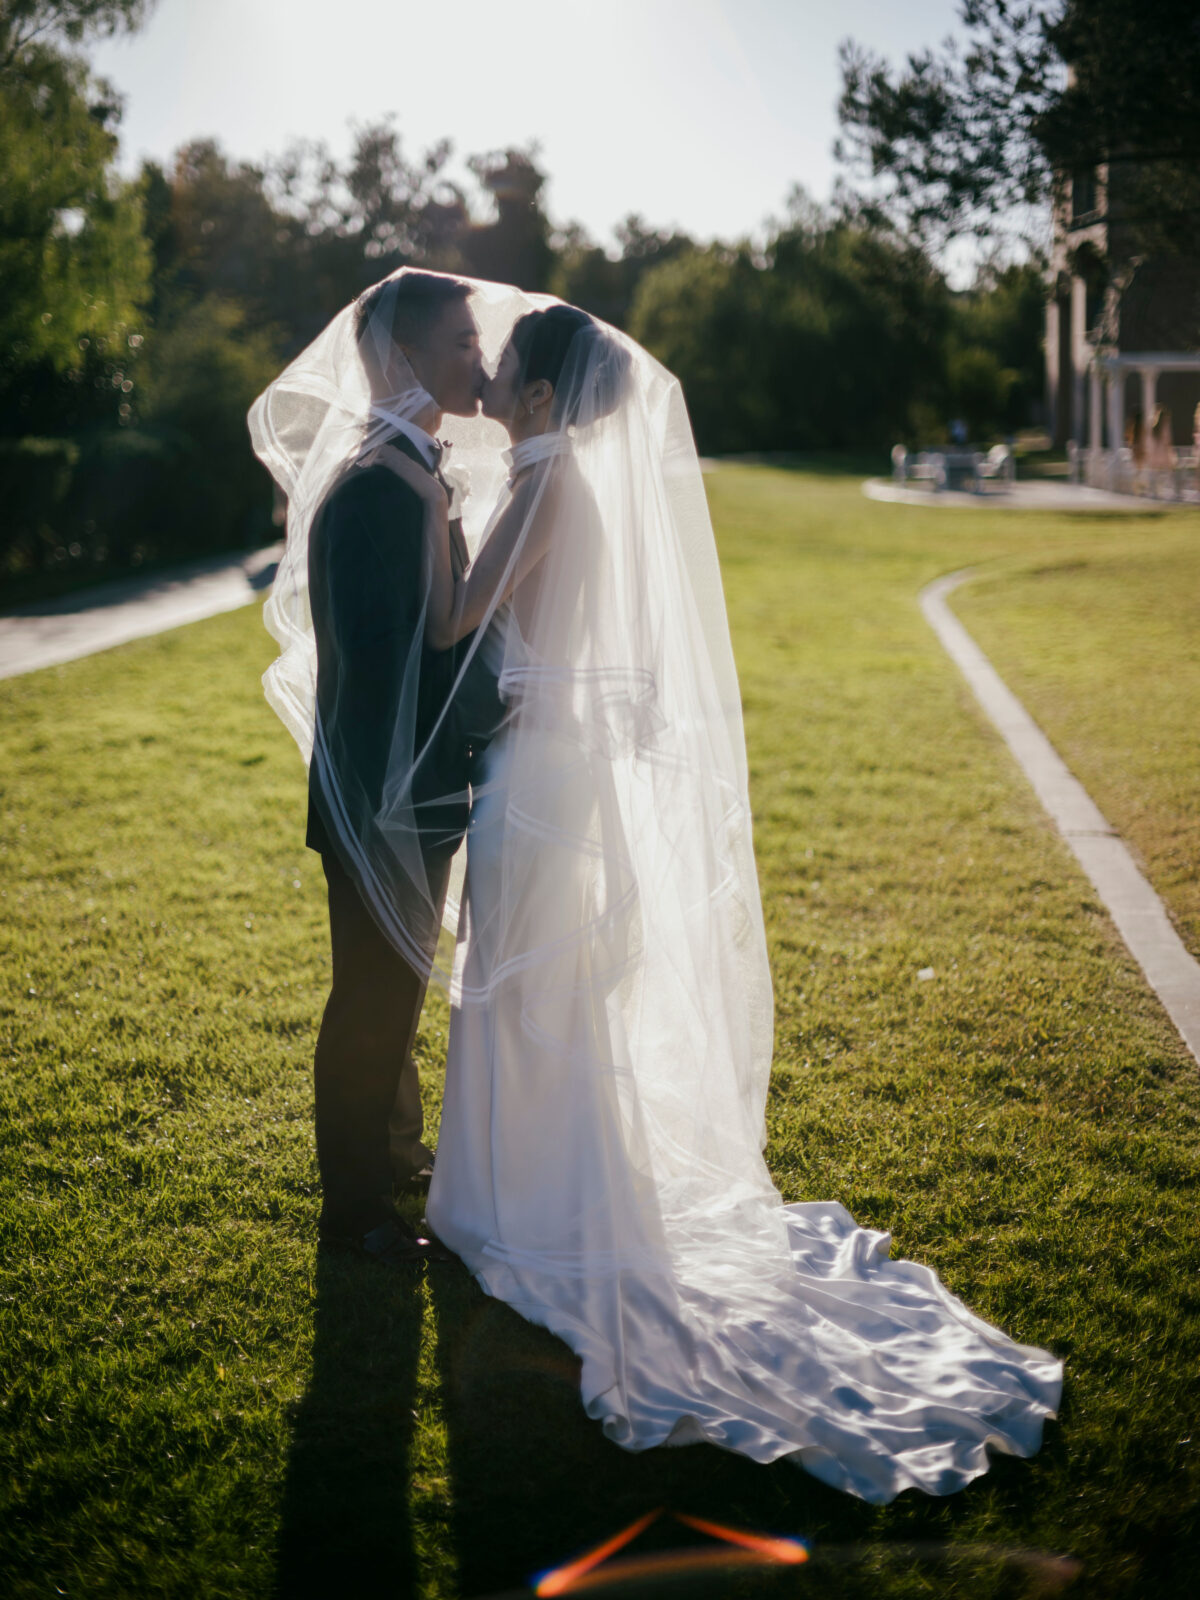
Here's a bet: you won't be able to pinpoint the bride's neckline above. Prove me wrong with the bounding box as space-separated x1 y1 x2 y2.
503 431 572 484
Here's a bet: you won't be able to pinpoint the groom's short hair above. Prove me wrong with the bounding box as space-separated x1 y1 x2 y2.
355 272 471 349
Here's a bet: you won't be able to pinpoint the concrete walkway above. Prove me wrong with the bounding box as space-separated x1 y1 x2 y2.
865 477 1184 512
0 543 283 681
921 570 1200 1065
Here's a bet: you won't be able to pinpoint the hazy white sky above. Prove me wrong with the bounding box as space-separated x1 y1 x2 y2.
93 0 965 249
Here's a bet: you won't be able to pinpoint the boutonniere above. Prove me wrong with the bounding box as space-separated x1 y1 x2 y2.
442 456 471 520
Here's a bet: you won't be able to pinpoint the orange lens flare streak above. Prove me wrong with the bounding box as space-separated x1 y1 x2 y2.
535 1509 663 1596
673 1513 809 1565
535 1508 808 1594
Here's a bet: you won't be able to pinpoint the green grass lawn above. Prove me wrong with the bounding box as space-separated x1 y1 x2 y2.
2 466 1199 1599
953 524 1200 958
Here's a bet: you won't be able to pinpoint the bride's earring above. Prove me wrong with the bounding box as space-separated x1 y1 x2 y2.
527 400 536 417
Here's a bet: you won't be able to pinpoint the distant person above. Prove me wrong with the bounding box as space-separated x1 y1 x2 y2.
1149 405 1176 496
949 417 968 445
1126 408 1147 493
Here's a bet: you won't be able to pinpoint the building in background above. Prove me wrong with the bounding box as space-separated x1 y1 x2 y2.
1045 164 1200 468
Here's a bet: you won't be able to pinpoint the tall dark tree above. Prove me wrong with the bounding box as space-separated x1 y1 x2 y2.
946 261 1045 435
0 0 151 428
146 141 282 325
0 0 158 579
837 0 1200 256
462 148 554 292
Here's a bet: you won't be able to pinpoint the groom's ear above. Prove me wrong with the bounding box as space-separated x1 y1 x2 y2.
397 341 429 383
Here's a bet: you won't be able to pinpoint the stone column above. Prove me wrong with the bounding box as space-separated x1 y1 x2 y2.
1070 276 1088 443
1139 366 1158 423
1089 365 1103 450
1044 297 1060 441
1106 366 1123 455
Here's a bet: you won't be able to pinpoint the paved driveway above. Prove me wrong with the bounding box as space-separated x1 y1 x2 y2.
0 544 283 681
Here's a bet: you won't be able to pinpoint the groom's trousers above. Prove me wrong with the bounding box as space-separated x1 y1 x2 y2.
313 850 443 1236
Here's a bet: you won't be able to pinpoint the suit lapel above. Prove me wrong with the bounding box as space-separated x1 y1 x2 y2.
377 430 466 581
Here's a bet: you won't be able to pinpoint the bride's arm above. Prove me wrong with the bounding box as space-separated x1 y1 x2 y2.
426 469 556 647
376 449 555 649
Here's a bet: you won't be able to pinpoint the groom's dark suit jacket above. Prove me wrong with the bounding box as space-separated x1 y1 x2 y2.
305 431 503 868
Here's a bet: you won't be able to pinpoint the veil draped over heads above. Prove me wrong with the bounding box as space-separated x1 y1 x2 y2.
248 273 1063 1495
248 264 774 1136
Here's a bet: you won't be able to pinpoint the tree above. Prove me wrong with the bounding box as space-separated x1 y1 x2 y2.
553 213 695 330
267 122 469 345
135 296 282 549
631 203 951 454
0 3 151 428
0 0 152 65
630 246 776 452
837 1 1200 256
462 147 554 292
946 261 1044 433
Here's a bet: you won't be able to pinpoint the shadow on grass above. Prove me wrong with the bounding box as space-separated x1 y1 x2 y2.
425 1265 1074 1600
272 1253 1075 1600
274 1250 424 1600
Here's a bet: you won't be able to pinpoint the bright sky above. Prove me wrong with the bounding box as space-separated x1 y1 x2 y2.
93 0 965 249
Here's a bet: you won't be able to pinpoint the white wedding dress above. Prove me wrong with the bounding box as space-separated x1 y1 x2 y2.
426 602 1061 1507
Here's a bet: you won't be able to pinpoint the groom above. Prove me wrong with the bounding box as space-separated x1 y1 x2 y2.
306 272 497 1265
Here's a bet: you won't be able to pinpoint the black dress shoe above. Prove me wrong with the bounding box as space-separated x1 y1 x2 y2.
319 1210 451 1265
393 1157 435 1197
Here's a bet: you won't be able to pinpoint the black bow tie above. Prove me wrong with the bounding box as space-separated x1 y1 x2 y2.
429 439 452 468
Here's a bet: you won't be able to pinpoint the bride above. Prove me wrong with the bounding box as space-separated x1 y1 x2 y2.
252 269 1061 1505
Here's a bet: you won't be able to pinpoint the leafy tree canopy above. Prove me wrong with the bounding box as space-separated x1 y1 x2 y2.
838 0 1200 255
0 0 152 72
630 198 956 453
0 31 149 384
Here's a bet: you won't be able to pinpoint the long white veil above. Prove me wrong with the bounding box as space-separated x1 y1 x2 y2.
248 269 774 1110
250 272 1059 1502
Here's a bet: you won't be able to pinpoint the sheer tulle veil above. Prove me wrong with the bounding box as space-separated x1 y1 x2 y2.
247 267 775 1131
249 270 1062 1501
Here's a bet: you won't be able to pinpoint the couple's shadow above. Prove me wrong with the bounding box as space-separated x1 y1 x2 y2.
274 1251 1045 1599
273 1248 628 1599
273 1248 427 1599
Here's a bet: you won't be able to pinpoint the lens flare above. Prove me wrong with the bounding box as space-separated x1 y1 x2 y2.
534 1508 808 1595
535 1509 662 1596
673 1512 809 1565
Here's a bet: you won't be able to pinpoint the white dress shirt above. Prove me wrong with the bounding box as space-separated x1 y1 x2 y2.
369 405 441 471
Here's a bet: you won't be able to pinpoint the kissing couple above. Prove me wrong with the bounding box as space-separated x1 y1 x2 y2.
249 269 1061 1504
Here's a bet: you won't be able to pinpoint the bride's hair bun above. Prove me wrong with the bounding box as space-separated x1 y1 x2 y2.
511 305 631 425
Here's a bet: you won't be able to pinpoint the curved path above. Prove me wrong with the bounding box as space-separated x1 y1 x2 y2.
921 570 1200 1065
0 543 282 681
